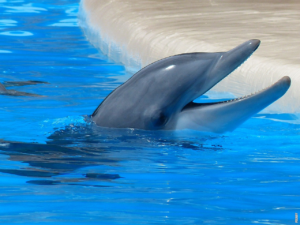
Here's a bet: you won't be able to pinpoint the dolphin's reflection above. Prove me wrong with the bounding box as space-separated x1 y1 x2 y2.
0 123 223 186
0 141 122 187
47 121 223 151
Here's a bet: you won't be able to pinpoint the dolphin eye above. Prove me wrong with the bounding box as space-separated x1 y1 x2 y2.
152 112 168 128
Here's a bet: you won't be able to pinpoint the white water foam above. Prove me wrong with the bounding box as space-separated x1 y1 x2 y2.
78 0 300 113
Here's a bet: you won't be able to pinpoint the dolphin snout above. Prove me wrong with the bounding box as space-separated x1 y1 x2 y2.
246 39 261 52
271 76 291 98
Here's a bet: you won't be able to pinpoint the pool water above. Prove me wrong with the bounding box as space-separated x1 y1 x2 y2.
0 1 300 224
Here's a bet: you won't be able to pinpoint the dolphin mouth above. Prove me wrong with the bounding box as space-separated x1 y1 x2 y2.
177 76 291 133
184 76 291 109
199 77 290 107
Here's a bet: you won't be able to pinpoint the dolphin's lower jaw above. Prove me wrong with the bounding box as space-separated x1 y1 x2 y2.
175 76 291 133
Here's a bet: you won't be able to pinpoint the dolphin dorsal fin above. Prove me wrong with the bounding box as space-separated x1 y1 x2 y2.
0 82 7 93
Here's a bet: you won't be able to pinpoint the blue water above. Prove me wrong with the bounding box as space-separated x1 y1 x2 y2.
0 1 300 224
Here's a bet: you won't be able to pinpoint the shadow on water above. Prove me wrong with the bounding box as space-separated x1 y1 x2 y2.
0 119 224 187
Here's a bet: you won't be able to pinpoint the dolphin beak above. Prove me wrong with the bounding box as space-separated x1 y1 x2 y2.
204 39 261 93
177 76 291 133
211 39 261 77
219 39 260 71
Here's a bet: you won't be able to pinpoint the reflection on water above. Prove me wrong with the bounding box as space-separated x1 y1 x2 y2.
0 0 300 224
0 118 221 184
3 80 49 87
0 30 33 36
1 115 300 224
0 141 121 187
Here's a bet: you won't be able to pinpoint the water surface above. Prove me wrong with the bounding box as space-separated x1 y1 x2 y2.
0 1 300 225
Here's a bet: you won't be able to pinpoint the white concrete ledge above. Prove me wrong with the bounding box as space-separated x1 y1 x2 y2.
79 0 300 113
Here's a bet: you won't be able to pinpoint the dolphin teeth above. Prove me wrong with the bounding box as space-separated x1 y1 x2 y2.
207 82 276 106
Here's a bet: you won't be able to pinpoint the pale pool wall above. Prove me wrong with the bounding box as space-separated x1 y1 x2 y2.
78 0 300 113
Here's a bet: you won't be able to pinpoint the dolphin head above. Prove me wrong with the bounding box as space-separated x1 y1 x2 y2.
92 39 290 132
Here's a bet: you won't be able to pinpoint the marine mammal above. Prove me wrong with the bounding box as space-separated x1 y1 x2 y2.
0 81 44 97
3 80 49 87
91 39 291 133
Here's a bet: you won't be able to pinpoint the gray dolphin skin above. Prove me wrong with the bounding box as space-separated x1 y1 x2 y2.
0 82 7 93
91 39 291 133
0 82 43 97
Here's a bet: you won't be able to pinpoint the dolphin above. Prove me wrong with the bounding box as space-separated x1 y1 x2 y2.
0 81 44 97
91 39 291 133
3 80 49 87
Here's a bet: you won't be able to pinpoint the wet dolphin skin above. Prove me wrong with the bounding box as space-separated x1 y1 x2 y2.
92 40 291 133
